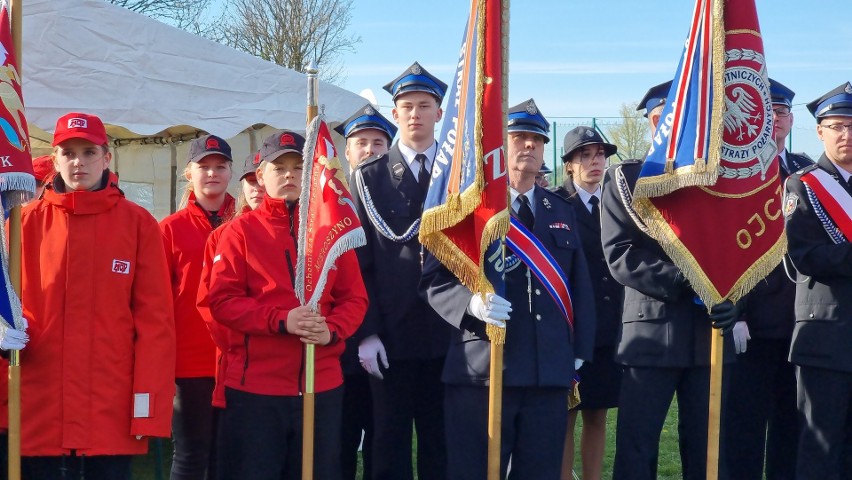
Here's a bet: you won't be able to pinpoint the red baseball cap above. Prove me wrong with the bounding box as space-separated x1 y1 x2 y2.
52 112 108 146
31 155 55 183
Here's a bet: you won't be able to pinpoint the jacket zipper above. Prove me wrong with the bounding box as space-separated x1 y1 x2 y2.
240 334 250 386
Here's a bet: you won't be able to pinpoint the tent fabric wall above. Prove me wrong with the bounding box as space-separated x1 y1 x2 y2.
20 0 370 219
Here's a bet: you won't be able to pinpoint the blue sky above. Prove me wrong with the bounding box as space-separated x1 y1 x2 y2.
338 0 852 161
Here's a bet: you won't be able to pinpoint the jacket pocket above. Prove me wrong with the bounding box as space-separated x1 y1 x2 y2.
795 302 840 322
623 295 667 323
549 229 579 250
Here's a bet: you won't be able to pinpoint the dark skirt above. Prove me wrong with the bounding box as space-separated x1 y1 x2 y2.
573 346 623 410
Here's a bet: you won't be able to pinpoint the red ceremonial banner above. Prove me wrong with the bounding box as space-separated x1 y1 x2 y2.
633 0 784 305
295 117 366 309
419 0 508 296
0 0 34 204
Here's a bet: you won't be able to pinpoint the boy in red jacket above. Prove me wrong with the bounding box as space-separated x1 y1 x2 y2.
207 130 367 480
19 112 175 479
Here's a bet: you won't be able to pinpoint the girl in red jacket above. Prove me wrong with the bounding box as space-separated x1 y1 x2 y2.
19 112 176 479
160 135 235 480
207 130 367 480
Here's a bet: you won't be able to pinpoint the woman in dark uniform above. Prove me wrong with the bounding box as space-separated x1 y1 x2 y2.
555 126 624 480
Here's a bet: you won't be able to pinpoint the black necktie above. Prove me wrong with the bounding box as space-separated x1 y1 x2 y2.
588 195 601 226
517 195 534 230
416 153 430 192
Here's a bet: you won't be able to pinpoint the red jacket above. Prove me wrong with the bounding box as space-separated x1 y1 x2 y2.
19 173 175 456
208 196 367 396
197 224 233 408
160 192 235 378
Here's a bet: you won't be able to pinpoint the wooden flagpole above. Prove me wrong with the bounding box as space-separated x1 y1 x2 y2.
486 2 508 478
301 61 318 480
8 0 22 478
707 330 723 480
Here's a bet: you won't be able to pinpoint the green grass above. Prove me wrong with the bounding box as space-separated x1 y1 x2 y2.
130 400 684 479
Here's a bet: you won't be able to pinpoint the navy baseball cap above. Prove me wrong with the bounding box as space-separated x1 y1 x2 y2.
188 135 232 163
259 130 305 163
334 104 397 143
807 82 852 120
383 62 448 103
507 99 551 143
637 81 673 117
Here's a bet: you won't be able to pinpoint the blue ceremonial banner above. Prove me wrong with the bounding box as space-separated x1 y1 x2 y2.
419 0 508 301
634 0 720 197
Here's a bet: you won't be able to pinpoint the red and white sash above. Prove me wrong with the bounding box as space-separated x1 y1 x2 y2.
800 168 852 239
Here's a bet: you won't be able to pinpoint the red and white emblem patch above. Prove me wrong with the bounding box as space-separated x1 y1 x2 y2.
68 117 88 129
112 259 131 275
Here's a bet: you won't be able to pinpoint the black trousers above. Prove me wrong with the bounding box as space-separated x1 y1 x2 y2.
795 365 852 480
221 386 343 480
341 373 373 480
369 358 445 480
171 377 215 480
444 384 569 480
725 338 797 480
613 365 729 480
22 453 131 480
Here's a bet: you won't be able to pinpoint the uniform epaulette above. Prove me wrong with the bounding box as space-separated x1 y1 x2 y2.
796 163 819 176
540 186 570 204
354 153 386 171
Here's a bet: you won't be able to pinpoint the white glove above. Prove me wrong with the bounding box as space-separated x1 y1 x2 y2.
0 318 28 351
574 358 584 371
732 321 751 354
468 293 512 328
358 334 389 380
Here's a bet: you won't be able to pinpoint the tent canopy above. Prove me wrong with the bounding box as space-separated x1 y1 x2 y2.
21 0 369 143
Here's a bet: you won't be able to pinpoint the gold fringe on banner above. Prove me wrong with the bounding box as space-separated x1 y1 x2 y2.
633 196 785 306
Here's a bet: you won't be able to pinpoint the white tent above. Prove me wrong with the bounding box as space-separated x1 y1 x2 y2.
21 0 370 218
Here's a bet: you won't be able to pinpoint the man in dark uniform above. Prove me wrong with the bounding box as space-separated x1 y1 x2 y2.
334 105 397 480
723 78 810 480
336 104 397 172
420 98 596 479
601 81 738 480
554 126 624 480
784 81 852 479
350 62 449 480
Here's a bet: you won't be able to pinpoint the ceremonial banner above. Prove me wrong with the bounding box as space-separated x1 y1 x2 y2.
295 117 366 309
0 0 32 332
632 0 783 305
419 0 508 300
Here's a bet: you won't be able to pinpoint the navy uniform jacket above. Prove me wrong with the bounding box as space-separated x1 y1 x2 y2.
785 154 852 373
743 151 813 339
600 161 734 367
351 143 450 361
553 182 623 348
420 186 596 387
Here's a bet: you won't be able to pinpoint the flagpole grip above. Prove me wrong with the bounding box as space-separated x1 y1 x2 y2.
706 329 724 480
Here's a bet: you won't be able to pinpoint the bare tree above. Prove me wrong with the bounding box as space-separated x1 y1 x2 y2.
218 0 360 84
605 102 651 162
107 0 213 30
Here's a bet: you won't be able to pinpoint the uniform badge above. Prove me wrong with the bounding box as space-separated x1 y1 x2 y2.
411 63 422 75
783 193 798 217
365 105 375 115
112 259 131 275
549 222 571 231
585 129 594 138
846 83 852 95
525 100 538 115
542 198 551 210
392 162 406 178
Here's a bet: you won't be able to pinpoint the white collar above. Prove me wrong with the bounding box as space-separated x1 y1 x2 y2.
398 141 438 172
573 182 601 212
509 187 536 216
